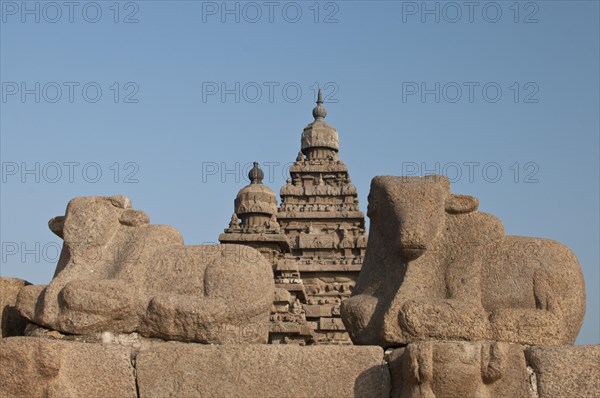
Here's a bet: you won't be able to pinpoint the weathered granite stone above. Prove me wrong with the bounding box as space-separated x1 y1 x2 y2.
0 337 136 398
136 342 390 398
0 278 30 338
342 175 585 347
526 345 600 398
16 196 274 343
387 341 530 398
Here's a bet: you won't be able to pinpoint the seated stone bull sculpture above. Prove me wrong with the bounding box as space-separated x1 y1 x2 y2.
17 196 274 344
341 176 585 347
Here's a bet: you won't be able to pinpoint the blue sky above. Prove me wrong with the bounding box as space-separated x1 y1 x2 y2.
1 0 598 345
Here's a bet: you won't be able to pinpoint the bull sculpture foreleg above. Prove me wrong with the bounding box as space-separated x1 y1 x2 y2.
56 279 141 333
398 254 491 341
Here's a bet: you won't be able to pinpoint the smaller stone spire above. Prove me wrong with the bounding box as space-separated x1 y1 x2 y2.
248 161 264 184
312 89 327 121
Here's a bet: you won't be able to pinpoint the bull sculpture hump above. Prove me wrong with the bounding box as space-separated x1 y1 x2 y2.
16 196 274 344
341 175 586 347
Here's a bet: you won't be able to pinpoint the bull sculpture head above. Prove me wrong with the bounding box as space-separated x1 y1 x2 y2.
48 195 149 250
367 175 479 261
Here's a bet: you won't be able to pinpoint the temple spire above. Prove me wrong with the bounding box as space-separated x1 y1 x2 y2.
248 161 264 184
312 89 327 121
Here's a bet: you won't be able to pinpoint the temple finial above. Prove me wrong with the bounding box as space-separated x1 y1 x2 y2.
248 161 264 184
312 89 327 121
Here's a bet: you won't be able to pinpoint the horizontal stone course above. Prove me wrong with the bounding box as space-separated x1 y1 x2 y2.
0 337 137 398
526 345 600 398
136 342 390 398
1 332 599 398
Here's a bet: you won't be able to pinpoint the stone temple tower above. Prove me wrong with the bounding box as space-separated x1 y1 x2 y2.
220 91 367 344
219 162 289 265
275 90 367 343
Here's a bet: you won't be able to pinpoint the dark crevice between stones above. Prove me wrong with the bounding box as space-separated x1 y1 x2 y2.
131 347 141 398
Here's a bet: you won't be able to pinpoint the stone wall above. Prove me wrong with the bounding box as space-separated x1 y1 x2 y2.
1 331 598 398
1 334 391 398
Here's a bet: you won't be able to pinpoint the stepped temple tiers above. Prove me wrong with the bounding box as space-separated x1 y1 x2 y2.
1 93 598 397
219 90 367 344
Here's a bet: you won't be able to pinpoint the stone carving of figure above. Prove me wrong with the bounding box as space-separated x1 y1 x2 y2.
347 180 357 195
258 203 269 214
228 213 240 229
342 177 357 195
301 134 311 149
339 229 354 249
326 135 336 148
291 299 304 314
315 175 326 195
281 178 294 196
325 180 336 195
356 234 368 248
296 151 304 162
292 178 304 195
268 215 280 232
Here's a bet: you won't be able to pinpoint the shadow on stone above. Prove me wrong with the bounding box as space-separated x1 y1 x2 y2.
1 305 29 337
0 277 31 338
353 361 392 398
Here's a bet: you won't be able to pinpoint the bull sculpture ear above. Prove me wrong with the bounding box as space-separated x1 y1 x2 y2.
445 194 479 214
108 195 131 209
48 216 65 238
119 209 149 226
